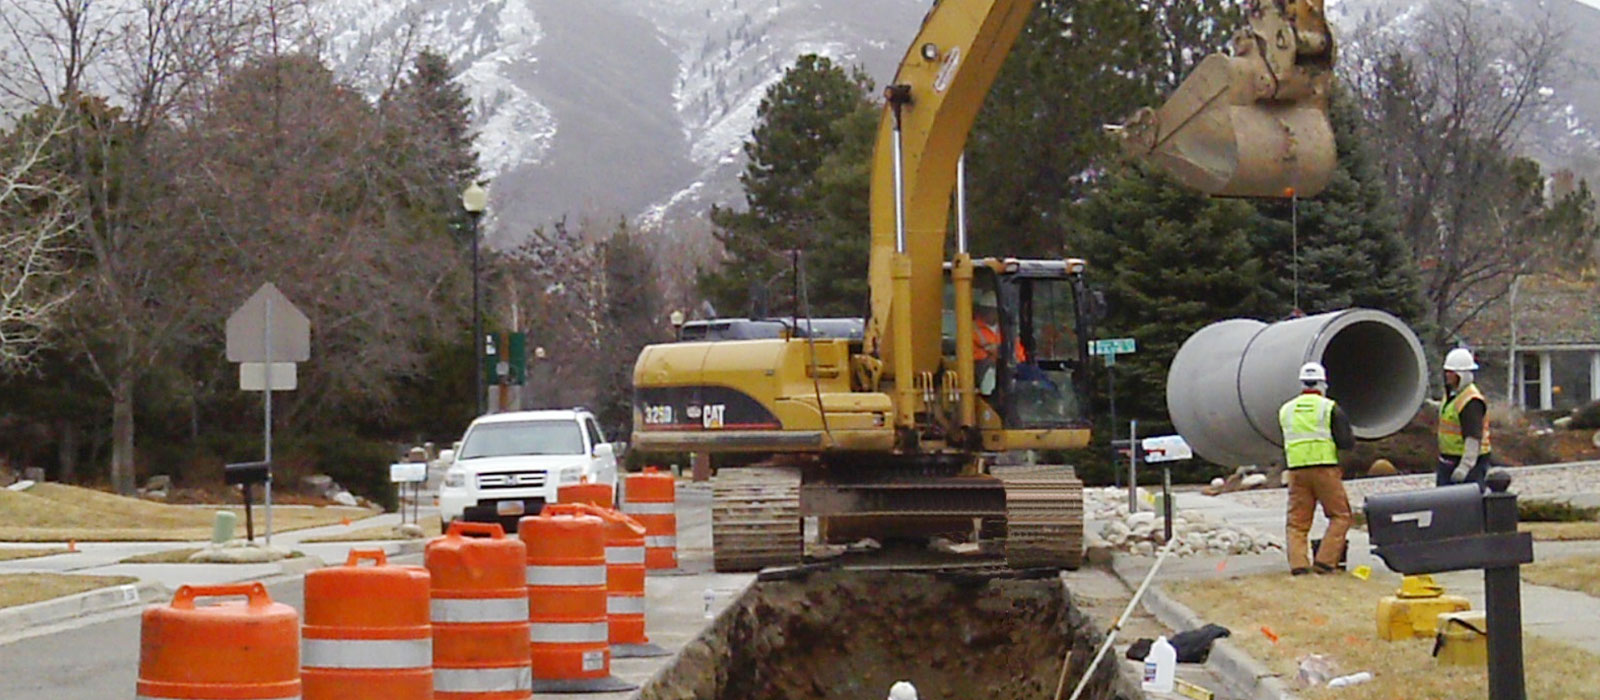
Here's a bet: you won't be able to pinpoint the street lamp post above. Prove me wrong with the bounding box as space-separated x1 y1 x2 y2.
669 309 685 340
462 183 488 416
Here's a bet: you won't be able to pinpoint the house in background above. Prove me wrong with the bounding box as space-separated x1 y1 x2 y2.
1459 275 1600 413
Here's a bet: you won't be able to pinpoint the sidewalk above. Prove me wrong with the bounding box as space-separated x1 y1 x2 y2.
1109 485 1600 695
0 510 427 637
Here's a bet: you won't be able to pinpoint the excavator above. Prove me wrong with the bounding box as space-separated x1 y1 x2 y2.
633 0 1338 572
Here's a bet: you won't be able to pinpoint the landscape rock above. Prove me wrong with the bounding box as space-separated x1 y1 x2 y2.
23 467 45 483
301 474 333 493
394 524 426 539
1367 459 1399 477
144 475 172 492
1085 487 1282 559
1241 473 1268 489
7 480 36 491
332 490 358 507
188 540 291 563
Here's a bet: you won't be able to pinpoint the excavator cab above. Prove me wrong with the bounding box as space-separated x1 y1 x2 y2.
944 259 1096 447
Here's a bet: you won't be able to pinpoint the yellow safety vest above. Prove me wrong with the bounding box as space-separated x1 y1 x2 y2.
1279 393 1339 468
1439 383 1492 457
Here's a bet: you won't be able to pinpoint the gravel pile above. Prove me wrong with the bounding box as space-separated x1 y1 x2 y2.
1084 487 1283 557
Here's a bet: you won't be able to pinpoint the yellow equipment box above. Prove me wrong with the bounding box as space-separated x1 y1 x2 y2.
1377 594 1470 640
1434 610 1488 666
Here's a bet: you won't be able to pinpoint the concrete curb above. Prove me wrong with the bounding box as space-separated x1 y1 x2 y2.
1140 584 1298 700
0 580 168 639
1107 555 1297 700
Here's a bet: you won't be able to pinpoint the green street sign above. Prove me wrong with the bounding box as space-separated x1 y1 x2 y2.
1090 338 1137 356
484 332 529 386
508 332 526 385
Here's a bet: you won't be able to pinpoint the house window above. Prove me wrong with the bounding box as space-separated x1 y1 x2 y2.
1520 353 1543 409
1551 351 1595 412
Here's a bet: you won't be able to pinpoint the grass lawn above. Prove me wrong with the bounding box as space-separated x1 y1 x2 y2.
1522 555 1600 597
1170 572 1600 699
1520 521 1600 541
300 515 440 543
0 483 375 542
0 573 139 608
0 547 68 562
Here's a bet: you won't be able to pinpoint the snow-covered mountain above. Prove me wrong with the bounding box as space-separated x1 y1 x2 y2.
310 0 1600 244
312 0 926 244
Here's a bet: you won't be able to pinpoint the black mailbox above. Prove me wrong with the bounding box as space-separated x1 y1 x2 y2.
1367 482 1532 575
224 461 271 486
1367 484 1484 546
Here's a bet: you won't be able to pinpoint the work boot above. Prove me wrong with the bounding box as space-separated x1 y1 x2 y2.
1313 563 1337 575
1290 568 1311 576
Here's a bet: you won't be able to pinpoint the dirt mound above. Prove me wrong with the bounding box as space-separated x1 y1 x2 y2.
640 571 1137 700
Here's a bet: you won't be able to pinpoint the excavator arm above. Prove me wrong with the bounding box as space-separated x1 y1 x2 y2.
865 0 1337 424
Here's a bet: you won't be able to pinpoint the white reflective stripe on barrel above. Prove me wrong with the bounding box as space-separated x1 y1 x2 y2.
645 535 677 548
302 638 432 669
139 696 298 700
607 596 646 615
605 546 645 564
622 502 675 515
529 621 609 643
431 596 529 623
525 565 607 586
433 665 534 693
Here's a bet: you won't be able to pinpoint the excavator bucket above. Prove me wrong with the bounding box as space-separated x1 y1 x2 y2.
1118 54 1335 198
1116 0 1338 198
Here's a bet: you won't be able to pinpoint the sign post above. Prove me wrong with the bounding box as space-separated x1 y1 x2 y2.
1142 435 1193 543
226 283 310 546
1090 338 1137 493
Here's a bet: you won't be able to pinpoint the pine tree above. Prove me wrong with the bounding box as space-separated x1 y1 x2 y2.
1249 90 1427 325
595 221 663 437
1067 166 1281 424
383 49 479 246
700 54 874 317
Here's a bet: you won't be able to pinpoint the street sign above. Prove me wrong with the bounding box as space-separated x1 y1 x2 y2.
1141 435 1193 463
226 283 310 362
1090 338 1137 356
239 363 297 391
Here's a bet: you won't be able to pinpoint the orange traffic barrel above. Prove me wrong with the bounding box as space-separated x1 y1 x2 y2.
557 477 614 508
622 467 677 570
568 504 668 658
302 549 433 700
520 505 636 693
426 521 534 699
138 582 300 700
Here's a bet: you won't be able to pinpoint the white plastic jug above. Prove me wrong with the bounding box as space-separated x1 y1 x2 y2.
1141 635 1177 693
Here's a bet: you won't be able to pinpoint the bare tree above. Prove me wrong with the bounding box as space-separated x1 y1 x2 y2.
0 110 77 369
1 0 298 493
1344 0 1569 349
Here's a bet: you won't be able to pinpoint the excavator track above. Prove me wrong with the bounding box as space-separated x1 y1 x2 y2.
711 465 802 572
992 464 1084 570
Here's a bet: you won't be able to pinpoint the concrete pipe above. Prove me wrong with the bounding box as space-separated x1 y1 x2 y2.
1166 309 1427 466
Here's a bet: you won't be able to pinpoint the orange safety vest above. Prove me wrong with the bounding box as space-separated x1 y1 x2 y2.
974 319 1026 363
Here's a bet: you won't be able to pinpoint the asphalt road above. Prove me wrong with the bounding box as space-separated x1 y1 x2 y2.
0 576 308 700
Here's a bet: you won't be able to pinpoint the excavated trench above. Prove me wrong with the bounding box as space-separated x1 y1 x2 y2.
639 570 1139 700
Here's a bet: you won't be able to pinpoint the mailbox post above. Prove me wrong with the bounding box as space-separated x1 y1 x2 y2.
224 461 271 542
1366 469 1532 700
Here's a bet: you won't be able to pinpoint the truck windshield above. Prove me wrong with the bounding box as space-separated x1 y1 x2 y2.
459 421 585 458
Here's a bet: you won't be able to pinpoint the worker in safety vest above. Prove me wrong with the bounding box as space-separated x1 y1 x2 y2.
1278 361 1355 576
973 289 1025 363
1438 347 1492 487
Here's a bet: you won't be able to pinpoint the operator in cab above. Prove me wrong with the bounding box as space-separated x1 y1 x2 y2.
973 289 1024 364
1278 361 1355 576
1438 348 1492 487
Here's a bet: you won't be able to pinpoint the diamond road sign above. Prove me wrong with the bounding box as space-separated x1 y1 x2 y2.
1090 338 1137 356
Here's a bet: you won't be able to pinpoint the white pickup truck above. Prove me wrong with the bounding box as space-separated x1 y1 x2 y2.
438 409 621 533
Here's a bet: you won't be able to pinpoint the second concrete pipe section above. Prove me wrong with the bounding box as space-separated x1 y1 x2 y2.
1166 309 1428 466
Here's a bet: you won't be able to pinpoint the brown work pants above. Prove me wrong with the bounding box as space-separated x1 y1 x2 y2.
1285 465 1352 571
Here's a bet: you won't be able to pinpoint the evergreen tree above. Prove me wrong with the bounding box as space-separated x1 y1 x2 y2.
595 221 663 437
1249 90 1427 325
700 54 874 317
1066 166 1281 424
383 49 480 246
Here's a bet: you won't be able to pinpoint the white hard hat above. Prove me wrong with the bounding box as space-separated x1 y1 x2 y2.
974 289 997 308
888 681 919 700
1298 361 1327 383
1444 348 1478 371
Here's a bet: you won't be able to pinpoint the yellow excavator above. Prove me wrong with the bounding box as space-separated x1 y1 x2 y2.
633 0 1338 572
